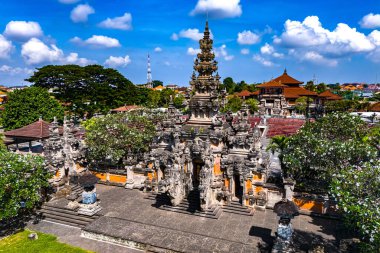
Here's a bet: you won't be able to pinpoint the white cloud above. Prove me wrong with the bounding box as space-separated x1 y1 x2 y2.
187 47 201 56
21 38 93 65
190 0 242 19
360 13 380 29
164 61 171 66
368 30 380 46
98 13 132 30
0 65 34 75
154 47 162 52
253 55 274 67
0 35 13 59
240 48 250 55
70 4 95 23
58 0 80 4
170 33 179 40
65 53 94 66
71 35 121 48
104 55 131 68
4 21 43 41
302 51 338 67
260 43 284 58
21 38 63 65
237 30 260 45
177 29 203 41
275 16 375 57
214 44 234 61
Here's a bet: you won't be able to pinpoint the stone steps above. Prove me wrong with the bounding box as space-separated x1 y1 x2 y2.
37 204 100 228
222 201 255 216
147 192 222 219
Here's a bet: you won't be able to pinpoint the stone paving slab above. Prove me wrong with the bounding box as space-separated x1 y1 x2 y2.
83 216 257 253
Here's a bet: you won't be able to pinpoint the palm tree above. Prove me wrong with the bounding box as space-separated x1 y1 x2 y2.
266 135 289 177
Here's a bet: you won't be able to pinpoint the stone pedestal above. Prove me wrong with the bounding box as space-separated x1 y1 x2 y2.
78 203 102 216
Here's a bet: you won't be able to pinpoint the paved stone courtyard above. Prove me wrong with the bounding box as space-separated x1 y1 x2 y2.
32 184 346 252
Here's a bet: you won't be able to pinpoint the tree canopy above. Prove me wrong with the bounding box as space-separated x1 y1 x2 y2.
0 150 49 220
281 113 376 192
1 87 64 130
26 65 138 118
82 112 156 165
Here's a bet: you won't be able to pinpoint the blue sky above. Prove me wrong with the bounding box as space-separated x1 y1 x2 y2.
0 0 380 86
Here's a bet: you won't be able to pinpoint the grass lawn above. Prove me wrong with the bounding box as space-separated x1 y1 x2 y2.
0 229 93 253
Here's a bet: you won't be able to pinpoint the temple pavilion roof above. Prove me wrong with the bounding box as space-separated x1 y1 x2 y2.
283 87 318 99
235 90 255 97
257 80 287 88
273 69 304 86
4 118 61 140
110 105 142 113
318 90 342 100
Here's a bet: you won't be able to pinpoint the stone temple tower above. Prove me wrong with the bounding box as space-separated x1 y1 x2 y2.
187 21 221 127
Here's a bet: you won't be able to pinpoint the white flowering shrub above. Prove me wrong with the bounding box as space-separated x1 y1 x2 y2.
282 113 377 193
331 161 380 250
83 112 156 165
0 150 49 220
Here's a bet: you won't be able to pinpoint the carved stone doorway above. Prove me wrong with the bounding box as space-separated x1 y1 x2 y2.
192 159 204 188
233 174 243 203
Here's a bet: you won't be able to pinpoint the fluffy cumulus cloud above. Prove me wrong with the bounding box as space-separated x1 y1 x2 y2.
252 54 274 67
172 28 203 41
260 43 284 58
190 0 242 19
360 13 380 29
214 44 234 61
4 21 43 41
275 16 375 56
71 35 121 48
0 35 13 59
70 4 95 23
65 53 95 66
187 47 201 56
21 38 93 65
237 30 260 45
104 55 131 68
240 48 250 55
58 0 80 4
154 47 162 52
0 65 34 75
302 51 337 67
98 13 132 30
21 38 63 65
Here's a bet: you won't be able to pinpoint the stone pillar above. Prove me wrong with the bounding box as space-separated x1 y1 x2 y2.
283 178 295 201
125 166 134 189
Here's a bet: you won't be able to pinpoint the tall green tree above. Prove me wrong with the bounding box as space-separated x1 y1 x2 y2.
245 98 259 113
152 80 163 88
295 96 313 114
266 135 289 176
1 87 64 130
0 150 49 220
221 95 243 113
26 65 138 117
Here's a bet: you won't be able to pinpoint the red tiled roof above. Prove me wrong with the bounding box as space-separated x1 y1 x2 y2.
283 87 318 99
266 118 307 137
257 80 287 88
111 105 141 112
235 90 253 97
252 90 260 95
273 70 303 86
318 90 342 100
4 119 60 139
369 102 380 112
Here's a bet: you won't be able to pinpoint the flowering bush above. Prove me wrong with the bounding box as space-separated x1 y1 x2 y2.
0 150 49 220
331 161 380 250
282 113 377 192
83 112 156 164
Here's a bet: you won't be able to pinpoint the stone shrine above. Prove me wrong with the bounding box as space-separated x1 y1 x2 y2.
130 22 273 211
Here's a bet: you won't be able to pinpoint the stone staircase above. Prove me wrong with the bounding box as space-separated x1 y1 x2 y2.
222 200 255 216
37 184 100 228
37 204 101 228
146 189 222 219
